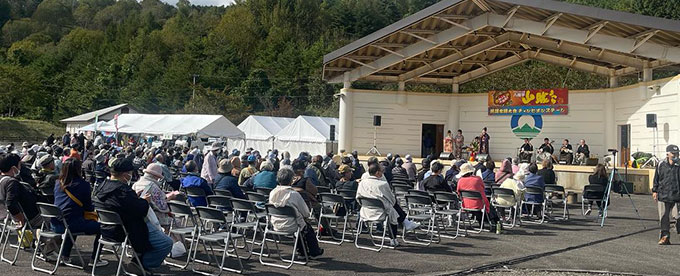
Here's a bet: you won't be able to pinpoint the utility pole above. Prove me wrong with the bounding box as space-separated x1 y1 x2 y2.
192 74 198 109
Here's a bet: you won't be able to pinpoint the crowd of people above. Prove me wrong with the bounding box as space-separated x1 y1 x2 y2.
0 130 675 275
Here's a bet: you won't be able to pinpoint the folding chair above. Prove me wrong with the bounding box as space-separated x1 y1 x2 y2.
245 192 267 203
228 198 266 260
185 187 208 207
392 184 411 207
214 189 233 197
91 209 145 276
457 190 491 235
31 203 86 274
191 207 244 275
402 195 438 246
432 192 460 239
491 188 519 228
544 185 569 220
521 187 546 224
207 195 234 215
354 198 394 252
259 204 308 269
166 201 200 269
255 187 273 197
582 185 605 216
407 189 432 213
316 186 331 195
316 193 350 245
0 201 35 265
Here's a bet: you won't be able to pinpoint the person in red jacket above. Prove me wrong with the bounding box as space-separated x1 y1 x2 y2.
456 162 501 234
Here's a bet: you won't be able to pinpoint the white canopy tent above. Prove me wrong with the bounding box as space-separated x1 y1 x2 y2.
96 114 245 139
274 116 339 157
228 115 294 152
77 121 111 133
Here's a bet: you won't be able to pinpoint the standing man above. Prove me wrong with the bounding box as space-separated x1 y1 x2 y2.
653 145 680 245
479 127 490 155
201 143 219 186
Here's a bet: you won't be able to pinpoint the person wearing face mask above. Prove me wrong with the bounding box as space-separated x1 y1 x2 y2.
653 145 680 245
93 158 173 274
132 163 180 231
0 153 43 230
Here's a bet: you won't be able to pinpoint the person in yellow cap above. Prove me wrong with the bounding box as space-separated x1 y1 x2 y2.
334 165 357 192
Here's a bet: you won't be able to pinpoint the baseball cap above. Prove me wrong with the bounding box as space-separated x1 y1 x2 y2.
667 144 679 153
247 155 257 162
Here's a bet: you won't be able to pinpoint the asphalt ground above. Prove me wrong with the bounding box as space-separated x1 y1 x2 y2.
0 194 675 276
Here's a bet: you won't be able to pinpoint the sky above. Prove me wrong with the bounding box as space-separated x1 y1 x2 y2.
160 0 235 6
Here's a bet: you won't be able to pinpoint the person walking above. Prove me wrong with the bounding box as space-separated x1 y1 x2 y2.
653 145 680 245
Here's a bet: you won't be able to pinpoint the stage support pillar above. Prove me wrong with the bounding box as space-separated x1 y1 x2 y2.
452 82 460 93
339 73 353 153
398 81 405 91
643 65 653 82
609 76 618 88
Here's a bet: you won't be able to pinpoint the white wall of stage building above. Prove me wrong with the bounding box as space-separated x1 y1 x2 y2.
340 75 680 160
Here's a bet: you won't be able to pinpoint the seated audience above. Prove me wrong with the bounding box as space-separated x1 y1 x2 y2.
181 160 214 207
422 162 452 193
456 163 501 234
93 158 172 274
0 154 43 230
495 159 514 184
132 163 180 230
585 164 608 215
537 159 557 184
214 159 247 201
523 163 546 216
356 163 419 247
52 158 107 266
253 160 277 190
268 167 324 258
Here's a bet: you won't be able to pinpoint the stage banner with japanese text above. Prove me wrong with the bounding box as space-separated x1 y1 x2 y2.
487 88 568 116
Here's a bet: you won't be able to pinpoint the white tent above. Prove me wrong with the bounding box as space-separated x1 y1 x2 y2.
97 114 244 138
274 116 338 157
77 121 111 132
228 115 294 152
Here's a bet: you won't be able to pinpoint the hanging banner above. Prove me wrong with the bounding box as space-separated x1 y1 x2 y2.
488 88 568 116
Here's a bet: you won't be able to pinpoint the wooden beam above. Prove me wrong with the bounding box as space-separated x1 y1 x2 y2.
542 13 563 35
584 21 607 44
402 31 437 45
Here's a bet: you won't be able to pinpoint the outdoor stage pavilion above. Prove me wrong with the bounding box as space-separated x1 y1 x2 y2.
322 0 680 194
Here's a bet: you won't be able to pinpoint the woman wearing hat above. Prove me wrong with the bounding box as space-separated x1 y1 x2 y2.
214 159 246 201
132 163 180 230
456 162 502 234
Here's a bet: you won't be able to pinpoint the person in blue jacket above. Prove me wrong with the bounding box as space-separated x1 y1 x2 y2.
523 163 546 216
181 160 213 207
214 159 246 201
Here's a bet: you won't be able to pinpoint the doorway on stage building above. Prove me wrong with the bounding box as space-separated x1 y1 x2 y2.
619 124 631 167
422 124 444 158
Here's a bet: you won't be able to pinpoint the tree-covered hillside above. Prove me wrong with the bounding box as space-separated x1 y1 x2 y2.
0 0 678 124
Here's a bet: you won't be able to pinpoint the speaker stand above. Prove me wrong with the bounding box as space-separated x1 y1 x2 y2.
366 126 381 156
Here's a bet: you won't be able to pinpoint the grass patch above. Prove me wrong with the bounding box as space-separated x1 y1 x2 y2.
0 118 64 144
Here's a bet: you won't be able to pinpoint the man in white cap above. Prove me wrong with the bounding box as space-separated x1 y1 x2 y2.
201 143 219 185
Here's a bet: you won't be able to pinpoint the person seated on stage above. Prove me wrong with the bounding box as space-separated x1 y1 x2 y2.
537 159 557 184
538 138 554 155
559 139 574 164
575 139 590 165
422 162 452 193
519 138 534 162
456 163 502 234
585 164 609 216
356 163 420 247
